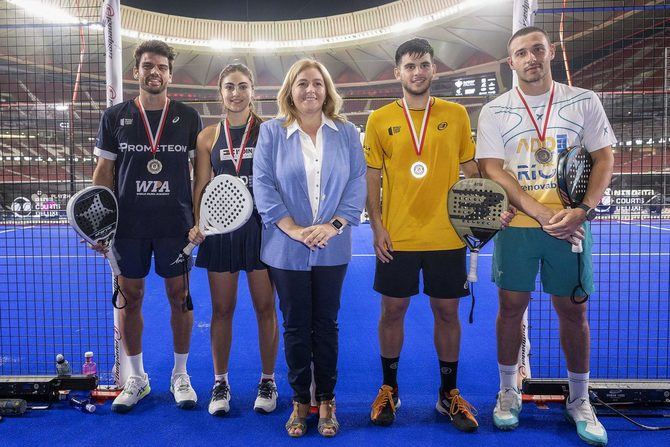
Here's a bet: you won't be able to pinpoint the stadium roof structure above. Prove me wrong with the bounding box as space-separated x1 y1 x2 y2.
116 0 515 90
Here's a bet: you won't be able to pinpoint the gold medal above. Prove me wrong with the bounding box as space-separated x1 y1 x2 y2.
535 147 552 164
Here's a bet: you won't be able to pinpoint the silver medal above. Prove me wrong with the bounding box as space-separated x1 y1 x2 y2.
147 158 163 174
535 147 552 164
411 161 428 179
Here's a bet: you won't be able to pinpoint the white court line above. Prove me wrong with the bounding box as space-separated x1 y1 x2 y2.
0 226 35 234
352 252 670 258
619 221 670 232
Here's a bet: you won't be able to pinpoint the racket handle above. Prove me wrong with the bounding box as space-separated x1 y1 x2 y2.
467 251 479 283
105 250 121 277
572 239 583 253
182 242 196 257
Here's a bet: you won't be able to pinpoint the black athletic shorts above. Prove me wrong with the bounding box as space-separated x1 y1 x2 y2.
373 248 470 298
113 235 192 279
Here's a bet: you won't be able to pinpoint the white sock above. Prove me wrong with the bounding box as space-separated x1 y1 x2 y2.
172 352 189 377
128 353 146 378
261 373 275 382
568 370 589 401
215 372 228 384
498 363 518 391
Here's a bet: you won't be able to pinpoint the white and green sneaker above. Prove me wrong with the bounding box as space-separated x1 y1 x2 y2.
111 374 151 413
566 396 608 446
170 373 197 409
493 387 522 430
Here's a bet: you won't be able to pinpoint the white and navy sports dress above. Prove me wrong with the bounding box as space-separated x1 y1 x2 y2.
195 119 266 273
94 99 202 278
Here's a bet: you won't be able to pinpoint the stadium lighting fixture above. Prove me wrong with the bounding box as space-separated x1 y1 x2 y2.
54 104 69 111
8 0 82 25
209 40 233 50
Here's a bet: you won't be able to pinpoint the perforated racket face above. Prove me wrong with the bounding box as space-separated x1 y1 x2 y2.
67 186 118 245
448 178 508 250
201 174 253 234
557 145 592 206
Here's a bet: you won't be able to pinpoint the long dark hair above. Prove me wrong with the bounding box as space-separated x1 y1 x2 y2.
217 63 262 140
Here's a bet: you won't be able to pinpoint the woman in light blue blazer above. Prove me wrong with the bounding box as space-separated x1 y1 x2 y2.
253 59 366 438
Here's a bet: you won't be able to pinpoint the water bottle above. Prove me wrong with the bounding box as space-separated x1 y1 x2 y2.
56 354 72 376
69 395 96 414
82 351 97 376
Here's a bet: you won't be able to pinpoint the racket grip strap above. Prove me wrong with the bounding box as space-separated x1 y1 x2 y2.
467 251 479 282
183 242 196 257
105 251 121 276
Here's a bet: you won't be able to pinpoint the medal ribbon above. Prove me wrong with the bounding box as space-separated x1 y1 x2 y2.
223 115 255 174
401 96 432 158
515 82 555 146
135 97 170 157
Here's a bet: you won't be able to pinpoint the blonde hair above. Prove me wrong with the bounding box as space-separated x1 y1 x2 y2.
276 59 344 127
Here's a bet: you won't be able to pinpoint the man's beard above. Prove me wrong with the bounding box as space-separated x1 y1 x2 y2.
402 80 431 97
140 78 167 95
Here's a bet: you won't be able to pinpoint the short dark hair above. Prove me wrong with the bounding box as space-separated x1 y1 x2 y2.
395 38 434 66
507 26 552 53
133 40 176 72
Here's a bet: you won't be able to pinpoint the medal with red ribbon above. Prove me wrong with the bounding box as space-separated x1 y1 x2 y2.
222 114 255 175
516 83 555 164
401 96 432 179
135 96 170 174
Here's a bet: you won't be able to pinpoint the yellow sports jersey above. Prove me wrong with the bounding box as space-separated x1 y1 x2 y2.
364 97 475 251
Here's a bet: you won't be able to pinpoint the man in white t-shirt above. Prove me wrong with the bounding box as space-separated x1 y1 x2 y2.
476 27 615 446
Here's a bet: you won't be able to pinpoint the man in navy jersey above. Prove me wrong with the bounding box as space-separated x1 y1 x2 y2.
92 40 202 412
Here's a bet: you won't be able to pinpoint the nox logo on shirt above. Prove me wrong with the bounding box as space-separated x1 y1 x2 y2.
136 180 171 196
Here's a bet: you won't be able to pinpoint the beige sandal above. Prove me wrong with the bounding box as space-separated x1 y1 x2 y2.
317 399 340 437
285 401 309 437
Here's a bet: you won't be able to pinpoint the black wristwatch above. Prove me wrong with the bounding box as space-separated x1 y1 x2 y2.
576 203 597 221
331 218 344 235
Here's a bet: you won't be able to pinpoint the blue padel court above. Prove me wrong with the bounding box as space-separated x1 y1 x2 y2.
1 221 668 446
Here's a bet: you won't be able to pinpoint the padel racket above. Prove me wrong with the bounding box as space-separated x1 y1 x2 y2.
557 145 592 253
448 178 508 282
176 174 253 262
67 186 120 276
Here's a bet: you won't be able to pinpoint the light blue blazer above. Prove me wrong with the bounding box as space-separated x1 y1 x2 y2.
253 117 366 271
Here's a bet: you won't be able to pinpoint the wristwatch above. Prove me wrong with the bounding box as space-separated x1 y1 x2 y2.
331 218 344 235
576 203 597 221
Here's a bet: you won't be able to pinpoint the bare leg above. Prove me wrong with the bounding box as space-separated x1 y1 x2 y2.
247 269 278 376
208 271 239 374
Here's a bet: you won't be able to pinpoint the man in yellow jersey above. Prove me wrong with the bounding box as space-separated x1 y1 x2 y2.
365 38 480 432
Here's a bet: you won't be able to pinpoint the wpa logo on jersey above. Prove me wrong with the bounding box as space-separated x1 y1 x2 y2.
136 180 171 196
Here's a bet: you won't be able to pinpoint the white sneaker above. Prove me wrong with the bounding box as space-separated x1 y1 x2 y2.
170 373 197 409
253 380 278 414
566 396 608 446
493 387 522 430
111 374 151 413
208 381 231 416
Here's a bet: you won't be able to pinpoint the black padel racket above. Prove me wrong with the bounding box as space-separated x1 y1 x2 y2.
557 145 592 253
448 178 508 282
67 186 120 276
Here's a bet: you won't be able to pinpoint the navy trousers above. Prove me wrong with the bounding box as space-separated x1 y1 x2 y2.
269 264 348 404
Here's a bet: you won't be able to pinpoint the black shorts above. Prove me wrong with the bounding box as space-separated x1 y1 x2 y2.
113 236 192 279
373 249 470 299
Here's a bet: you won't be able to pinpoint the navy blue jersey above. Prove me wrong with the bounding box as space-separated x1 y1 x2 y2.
210 117 260 196
94 99 202 238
